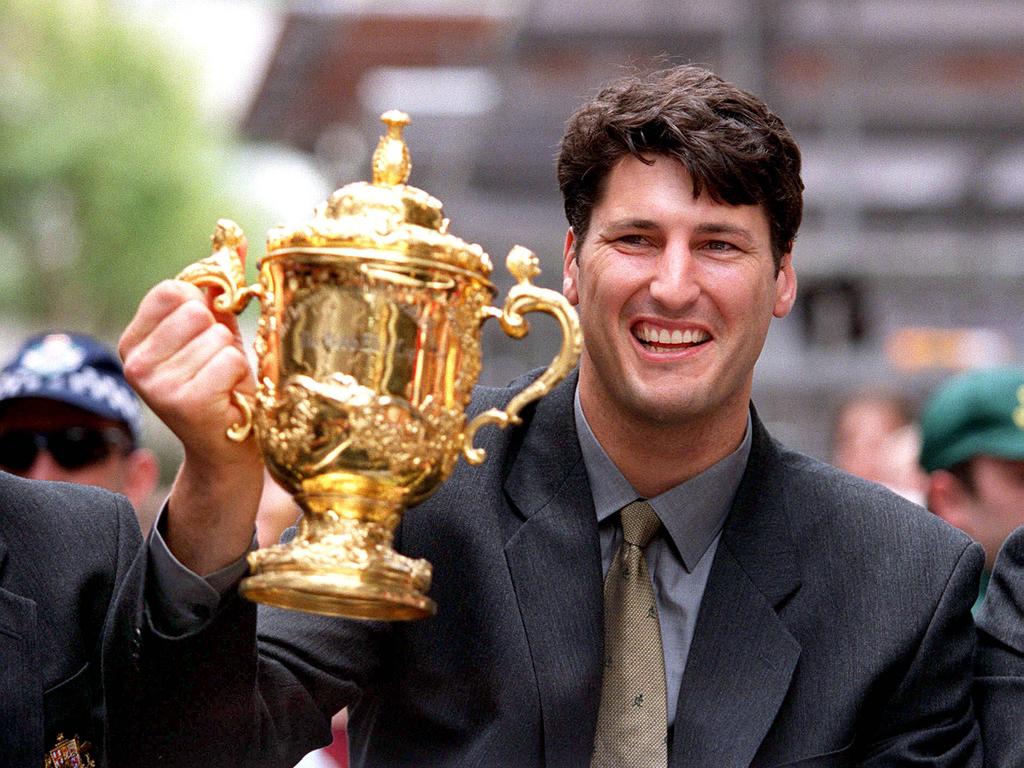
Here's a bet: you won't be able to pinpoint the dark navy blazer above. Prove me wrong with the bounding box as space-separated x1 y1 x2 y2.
0 471 140 767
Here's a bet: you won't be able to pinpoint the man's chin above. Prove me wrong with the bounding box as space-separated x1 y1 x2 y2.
620 377 750 428
618 388 709 426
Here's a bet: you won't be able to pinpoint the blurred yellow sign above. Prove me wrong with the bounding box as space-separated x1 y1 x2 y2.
886 327 1012 372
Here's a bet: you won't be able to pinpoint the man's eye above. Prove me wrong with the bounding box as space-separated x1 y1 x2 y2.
617 234 649 246
705 240 736 251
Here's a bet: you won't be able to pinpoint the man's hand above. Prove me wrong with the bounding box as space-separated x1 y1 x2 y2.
120 278 264 575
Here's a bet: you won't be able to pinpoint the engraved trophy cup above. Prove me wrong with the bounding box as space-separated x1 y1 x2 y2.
176 111 581 620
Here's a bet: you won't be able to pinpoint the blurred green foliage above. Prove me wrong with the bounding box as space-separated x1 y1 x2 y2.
0 0 244 332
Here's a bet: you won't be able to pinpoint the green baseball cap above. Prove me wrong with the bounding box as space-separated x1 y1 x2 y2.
919 367 1024 472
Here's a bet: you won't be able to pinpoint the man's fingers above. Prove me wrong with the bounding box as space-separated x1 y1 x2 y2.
133 320 248 403
169 322 252 397
121 278 257 448
121 277 250 366
126 317 256 462
137 321 233 396
122 294 217 389
209 299 247 349
184 339 254 415
119 280 207 361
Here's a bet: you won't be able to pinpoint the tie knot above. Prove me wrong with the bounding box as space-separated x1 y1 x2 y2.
619 500 661 548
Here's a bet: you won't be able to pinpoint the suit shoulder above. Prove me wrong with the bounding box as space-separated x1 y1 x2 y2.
774 447 974 561
0 471 135 547
468 373 538 415
423 372 566 509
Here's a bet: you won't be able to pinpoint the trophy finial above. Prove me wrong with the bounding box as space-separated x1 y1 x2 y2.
373 110 412 187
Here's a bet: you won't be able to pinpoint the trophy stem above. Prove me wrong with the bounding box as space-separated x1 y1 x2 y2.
240 492 435 621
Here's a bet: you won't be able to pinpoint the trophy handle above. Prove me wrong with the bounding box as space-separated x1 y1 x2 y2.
176 218 263 442
462 246 582 465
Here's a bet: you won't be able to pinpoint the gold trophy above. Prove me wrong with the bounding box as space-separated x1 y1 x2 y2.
176 111 581 621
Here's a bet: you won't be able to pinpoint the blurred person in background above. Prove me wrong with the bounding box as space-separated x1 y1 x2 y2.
0 466 141 766
919 366 1024 607
0 330 146 764
974 525 1024 766
831 390 913 481
0 332 159 529
831 390 927 504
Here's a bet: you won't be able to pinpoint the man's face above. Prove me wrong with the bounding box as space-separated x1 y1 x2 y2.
832 399 909 483
0 399 133 492
562 154 796 431
957 456 1024 569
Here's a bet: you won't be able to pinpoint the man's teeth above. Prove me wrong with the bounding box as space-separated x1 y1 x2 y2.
636 324 708 345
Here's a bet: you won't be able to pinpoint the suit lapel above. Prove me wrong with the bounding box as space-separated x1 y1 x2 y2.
503 373 605 767
671 411 803 767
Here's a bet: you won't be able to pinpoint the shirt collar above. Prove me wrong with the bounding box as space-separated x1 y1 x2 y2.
574 385 752 571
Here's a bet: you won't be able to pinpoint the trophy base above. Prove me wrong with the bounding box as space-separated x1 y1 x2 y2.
240 514 436 621
240 570 435 621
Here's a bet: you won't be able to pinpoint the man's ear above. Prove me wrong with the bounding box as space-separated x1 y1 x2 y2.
123 447 160 518
563 228 579 305
926 469 975 534
772 251 797 319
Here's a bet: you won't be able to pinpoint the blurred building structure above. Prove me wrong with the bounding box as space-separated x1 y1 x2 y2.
236 0 1024 457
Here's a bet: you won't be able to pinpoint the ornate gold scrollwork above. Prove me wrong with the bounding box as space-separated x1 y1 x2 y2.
176 219 263 442
462 246 583 465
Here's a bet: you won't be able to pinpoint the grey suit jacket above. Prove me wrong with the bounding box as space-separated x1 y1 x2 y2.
0 471 141 768
975 525 1024 767
106 373 984 767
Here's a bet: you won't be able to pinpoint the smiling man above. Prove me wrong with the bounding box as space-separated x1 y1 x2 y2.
110 66 983 767
563 155 795 495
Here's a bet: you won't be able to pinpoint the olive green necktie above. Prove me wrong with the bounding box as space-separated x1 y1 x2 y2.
591 499 668 768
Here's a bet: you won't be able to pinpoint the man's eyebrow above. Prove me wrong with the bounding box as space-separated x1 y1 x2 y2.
694 222 754 240
602 218 660 231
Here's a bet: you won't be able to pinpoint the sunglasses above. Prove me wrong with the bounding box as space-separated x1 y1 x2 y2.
0 426 133 472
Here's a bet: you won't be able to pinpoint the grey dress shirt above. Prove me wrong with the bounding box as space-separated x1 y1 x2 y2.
574 388 751 727
147 517 250 631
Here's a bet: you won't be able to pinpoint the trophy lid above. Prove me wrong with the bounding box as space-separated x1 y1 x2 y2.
266 111 492 276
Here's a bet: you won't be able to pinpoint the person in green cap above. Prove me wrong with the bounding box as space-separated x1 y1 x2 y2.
919 366 1024 606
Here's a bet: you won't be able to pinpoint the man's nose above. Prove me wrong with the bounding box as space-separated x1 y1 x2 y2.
23 450 67 482
648 243 700 309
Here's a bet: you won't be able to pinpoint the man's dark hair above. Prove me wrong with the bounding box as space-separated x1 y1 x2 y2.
557 65 803 269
